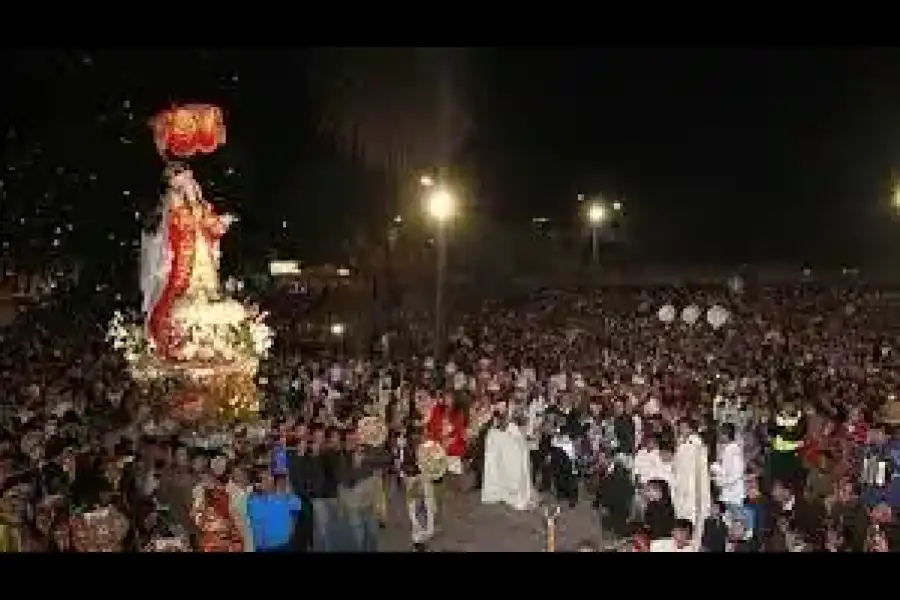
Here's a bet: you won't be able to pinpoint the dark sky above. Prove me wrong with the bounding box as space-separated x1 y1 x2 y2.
3 47 900 270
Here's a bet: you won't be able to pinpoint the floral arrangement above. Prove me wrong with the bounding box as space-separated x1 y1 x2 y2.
107 311 154 364
106 305 273 366
417 441 448 481
466 403 494 441
356 415 388 447
173 298 247 328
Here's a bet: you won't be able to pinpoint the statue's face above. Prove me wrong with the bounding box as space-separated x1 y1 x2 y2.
169 168 191 186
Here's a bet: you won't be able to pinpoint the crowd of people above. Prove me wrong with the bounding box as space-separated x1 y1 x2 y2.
0 276 898 552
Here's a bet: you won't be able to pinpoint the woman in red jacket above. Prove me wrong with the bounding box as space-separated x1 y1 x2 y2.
425 393 467 475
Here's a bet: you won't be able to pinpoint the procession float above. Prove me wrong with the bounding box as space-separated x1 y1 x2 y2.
107 104 273 424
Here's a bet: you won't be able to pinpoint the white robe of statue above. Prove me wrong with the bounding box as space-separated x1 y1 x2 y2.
672 433 712 540
482 422 536 511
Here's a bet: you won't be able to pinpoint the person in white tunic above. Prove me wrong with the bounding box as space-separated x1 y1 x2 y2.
672 421 712 542
711 424 745 513
481 413 537 511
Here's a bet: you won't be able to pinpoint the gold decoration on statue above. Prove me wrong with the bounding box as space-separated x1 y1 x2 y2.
209 371 261 423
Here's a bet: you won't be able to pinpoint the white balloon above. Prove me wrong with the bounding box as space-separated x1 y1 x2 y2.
681 304 700 325
707 305 730 329
658 304 676 323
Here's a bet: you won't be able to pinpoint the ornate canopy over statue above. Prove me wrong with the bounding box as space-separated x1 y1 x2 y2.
108 104 272 424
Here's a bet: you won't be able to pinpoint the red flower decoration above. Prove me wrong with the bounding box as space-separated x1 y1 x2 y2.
149 103 226 158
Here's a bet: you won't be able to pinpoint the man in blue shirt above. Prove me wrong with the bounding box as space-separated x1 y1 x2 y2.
247 470 304 552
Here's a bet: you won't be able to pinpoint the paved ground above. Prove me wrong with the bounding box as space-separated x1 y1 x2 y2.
379 475 611 552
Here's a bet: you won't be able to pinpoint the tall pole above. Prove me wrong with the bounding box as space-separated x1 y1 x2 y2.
434 221 447 360
384 225 398 361
591 224 599 266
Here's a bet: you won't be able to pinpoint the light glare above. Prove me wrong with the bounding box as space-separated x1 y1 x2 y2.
587 202 606 225
426 187 456 223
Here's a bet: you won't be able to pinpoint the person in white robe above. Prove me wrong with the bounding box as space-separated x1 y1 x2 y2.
481 414 537 511
525 393 547 453
672 422 712 543
632 435 673 520
634 436 673 488
711 424 745 513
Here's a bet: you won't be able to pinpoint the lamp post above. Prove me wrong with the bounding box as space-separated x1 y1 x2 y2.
424 184 456 360
330 321 346 357
586 201 607 265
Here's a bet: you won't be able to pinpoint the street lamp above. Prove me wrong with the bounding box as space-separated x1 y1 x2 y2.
330 322 346 357
586 201 607 265
424 185 457 359
419 174 435 188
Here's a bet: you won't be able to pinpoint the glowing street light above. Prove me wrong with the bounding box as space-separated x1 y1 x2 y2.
586 201 607 265
330 322 346 337
612 200 623 212
587 202 607 225
425 187 457 223
419 174 435 188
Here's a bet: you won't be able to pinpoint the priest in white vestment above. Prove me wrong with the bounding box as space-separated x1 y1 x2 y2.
482 415 537 511
672 423 712 542
711 424 745 512
634 436 674 489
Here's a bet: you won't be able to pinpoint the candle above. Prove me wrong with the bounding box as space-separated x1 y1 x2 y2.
543 505 561 552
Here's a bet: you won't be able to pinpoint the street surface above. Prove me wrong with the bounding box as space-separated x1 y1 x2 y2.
379 477 610 552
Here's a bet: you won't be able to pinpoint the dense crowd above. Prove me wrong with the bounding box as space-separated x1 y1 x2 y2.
0 277 898 552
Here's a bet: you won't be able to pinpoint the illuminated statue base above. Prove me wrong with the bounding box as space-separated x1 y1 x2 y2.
131 356 261 425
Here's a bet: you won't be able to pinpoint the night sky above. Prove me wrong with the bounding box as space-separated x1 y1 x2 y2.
3 47 900 275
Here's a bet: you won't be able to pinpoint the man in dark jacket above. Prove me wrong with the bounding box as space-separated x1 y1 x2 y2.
612 401 635 456
286 435 314 551
595 454 634 538
700 501 728 552
303 426 341 552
